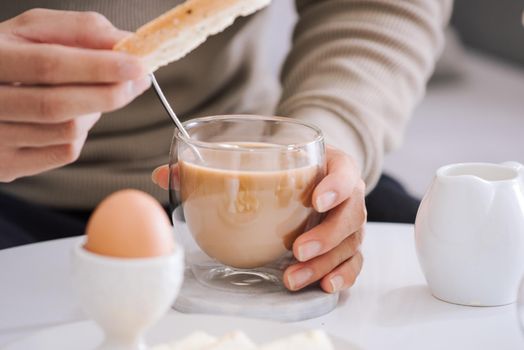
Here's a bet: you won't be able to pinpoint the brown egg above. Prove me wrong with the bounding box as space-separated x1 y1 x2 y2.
85 189 174 258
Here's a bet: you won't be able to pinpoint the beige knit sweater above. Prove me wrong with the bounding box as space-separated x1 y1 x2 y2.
0 0 452 209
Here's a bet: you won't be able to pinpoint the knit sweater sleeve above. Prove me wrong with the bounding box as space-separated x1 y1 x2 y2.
276 0 453 191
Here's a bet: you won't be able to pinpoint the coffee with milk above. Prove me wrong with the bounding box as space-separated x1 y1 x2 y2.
179 143 322 269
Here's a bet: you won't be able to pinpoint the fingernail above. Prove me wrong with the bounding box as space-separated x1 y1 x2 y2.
132 76 152 94
297 241 322 261
330 275 344 293
316 191 337 212
287 268 314 290
151 166 162 185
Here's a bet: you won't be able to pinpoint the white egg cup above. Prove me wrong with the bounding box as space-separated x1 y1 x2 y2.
71 241 184 350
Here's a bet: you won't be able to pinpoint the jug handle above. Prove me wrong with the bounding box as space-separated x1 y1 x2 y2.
502 161 524 173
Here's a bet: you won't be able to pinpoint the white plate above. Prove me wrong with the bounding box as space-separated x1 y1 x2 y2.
2 313 360 350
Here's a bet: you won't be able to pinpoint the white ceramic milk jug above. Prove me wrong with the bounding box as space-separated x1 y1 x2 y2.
415 162 524 306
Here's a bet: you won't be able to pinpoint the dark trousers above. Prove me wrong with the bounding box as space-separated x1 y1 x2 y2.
0 174 420 250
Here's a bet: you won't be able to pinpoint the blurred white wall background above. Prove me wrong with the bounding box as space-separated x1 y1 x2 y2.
265 0 524 196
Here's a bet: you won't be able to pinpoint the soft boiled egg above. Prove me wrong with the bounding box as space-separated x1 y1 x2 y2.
84 189 174 258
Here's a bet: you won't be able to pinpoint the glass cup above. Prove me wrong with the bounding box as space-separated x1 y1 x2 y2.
169 115 326 293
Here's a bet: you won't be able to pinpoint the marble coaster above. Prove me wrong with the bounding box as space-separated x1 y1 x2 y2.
174 268 339 322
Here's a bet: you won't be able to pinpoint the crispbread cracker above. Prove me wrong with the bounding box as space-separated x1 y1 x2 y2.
205 331 257 349
114 0 271 72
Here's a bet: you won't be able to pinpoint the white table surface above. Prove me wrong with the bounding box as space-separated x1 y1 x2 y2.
0 223 523 349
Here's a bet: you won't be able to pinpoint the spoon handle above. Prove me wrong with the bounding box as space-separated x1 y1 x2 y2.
149 73 205 163
149 73 191 139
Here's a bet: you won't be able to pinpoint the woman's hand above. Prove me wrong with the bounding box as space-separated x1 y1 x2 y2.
152 146 366 293
0 9 149 182
283 146 366 293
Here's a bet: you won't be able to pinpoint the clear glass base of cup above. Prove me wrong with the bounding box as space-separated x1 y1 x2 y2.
191 263 286 294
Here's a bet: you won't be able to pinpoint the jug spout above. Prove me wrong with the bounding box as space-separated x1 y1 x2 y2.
502 162 524 176
438 162 522 185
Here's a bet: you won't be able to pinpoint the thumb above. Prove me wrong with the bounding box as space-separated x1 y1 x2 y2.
10 9 130 49
312 147 361 213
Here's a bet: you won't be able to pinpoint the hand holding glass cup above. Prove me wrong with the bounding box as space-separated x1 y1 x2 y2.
169 115 326 293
